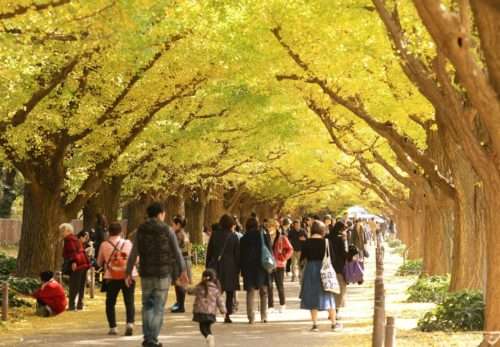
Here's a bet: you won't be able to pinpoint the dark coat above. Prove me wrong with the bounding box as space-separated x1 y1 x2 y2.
327 231 348 274
239 228 271 291
288 227 308 251
206 229 240 292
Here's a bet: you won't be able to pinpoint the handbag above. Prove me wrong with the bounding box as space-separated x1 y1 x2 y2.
344 260 365 284
320 239 340 294
260 231 276 273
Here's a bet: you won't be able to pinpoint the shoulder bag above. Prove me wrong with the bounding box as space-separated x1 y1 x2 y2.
320 239 340 294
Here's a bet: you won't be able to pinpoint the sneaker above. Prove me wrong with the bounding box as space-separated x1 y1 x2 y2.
170 303 179 311
125 324 133 336
261 319 268 323
278 305 285 313
142 342 162 347
332 323 343 331
108 328 118 335
171 307 185 313
224 317 232 324
311 325 319 332
206 335 215 347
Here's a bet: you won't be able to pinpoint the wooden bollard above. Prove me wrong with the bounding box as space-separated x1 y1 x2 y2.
385 316 396 347
2 282 8 321
89 267 95 299
372 237 385 347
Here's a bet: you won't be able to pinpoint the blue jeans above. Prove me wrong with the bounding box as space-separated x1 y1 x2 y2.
141 276 171 345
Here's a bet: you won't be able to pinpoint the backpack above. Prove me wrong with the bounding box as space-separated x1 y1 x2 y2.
106 240 128 280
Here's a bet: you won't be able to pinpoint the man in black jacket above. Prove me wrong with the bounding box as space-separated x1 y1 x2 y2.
126 202 188 347
288 220 307 282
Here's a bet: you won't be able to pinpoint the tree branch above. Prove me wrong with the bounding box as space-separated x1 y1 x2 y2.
411 0 500 158
370 0 444 106
0 57 79 133
64 75 206 215
70 33 186 142
0 0 72 20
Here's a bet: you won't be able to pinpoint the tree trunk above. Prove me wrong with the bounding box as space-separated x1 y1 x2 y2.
0 168 17 218
420 183 452 276
407 193 424 260
16 182 69 276
123 194 151 239
205 185 225 226
166 192 185 220
439 132 487 291
185 188 207 245
83 176 124 230
481 177 500 345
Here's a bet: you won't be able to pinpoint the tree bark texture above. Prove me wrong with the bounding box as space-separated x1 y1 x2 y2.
82 176 123 231
123 194 151 239
205 184 225 226
166 192 185 220
184 188 207 245
0 168 17 218
16 182 69 276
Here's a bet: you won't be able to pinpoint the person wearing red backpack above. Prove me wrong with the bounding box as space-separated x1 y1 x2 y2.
97 222 137 336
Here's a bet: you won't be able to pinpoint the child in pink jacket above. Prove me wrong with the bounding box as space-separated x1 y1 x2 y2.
188 268 225 347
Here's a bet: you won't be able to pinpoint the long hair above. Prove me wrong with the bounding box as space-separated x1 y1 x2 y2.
198 268 221 298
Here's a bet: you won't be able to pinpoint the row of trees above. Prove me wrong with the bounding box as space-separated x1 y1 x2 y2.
263 1 499 344
0 1 498 344
0 0 359 273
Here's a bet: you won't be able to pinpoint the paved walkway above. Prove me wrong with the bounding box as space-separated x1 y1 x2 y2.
5 244 402 347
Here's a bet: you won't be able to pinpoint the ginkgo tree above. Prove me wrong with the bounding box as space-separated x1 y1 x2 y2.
0 0 235 275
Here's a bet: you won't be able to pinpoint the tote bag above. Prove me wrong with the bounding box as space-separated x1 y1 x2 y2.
320 239 340 294
260 231 276 273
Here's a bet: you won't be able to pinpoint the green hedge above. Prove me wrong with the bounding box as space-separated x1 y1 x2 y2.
418 291 484 332
406 275 450 303
0 253 16 276
396 259 422 276
192 244 207 265
0 252 39 308
387 239 402 248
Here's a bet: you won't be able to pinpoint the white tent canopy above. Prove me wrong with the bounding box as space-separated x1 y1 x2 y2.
347 206 385 223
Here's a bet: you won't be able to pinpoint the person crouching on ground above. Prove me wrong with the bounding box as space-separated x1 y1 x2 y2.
32 271 67 317
188 268 225 347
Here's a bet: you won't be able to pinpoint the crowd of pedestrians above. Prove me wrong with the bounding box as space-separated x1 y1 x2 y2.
31 202 390 347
